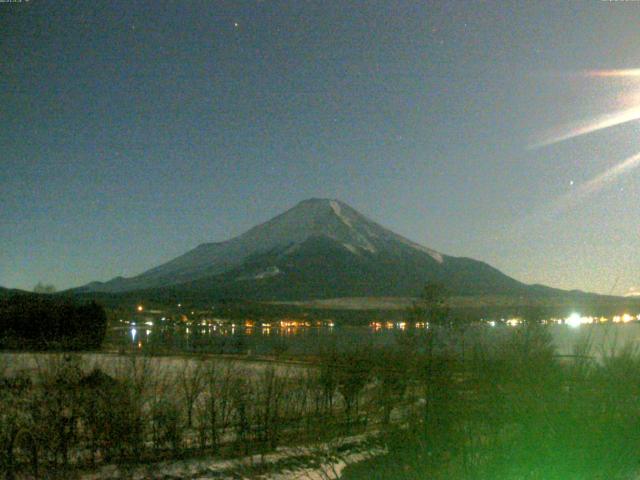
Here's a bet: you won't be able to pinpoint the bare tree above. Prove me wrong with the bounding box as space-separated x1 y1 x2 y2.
177 358 205 429
335 349 371 428
373 348 409 425
230 374 254 454
255 366 288 451
318 347 339 413
407 282 451 328
196 360 236 450
112 354 155 460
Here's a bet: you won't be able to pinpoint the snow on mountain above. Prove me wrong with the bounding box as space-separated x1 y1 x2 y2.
330 200 353 228
79 198 447 293
237 266 282 281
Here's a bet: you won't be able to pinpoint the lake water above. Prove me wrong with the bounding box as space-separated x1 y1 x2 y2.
105 321 640 359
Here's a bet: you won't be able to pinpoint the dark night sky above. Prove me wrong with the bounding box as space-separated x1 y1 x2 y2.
2 0 640 295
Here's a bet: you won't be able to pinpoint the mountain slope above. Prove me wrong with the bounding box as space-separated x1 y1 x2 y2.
157 236 536 300
76 198 546 299
0 286 31 298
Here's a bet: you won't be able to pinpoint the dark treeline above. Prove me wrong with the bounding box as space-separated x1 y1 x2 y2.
0 294 107 350
73 289 640 327
78 292 405 325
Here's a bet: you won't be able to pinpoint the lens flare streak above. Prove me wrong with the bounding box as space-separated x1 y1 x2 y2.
550 151 640 215
531 106 640 148
586 69 640 78
531 68 640 148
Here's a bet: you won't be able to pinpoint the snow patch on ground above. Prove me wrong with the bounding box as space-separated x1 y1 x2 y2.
363 225 379 238
356 235 377 253
78 432 384 480
253 266 282 279
330 200 353 228
266 447 385 480
401 238 444 263
342 243 359 254
0 353 306 381
338 236 376 254
237 266 282 281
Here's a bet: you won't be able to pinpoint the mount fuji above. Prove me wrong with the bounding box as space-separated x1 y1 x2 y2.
77 198 555 300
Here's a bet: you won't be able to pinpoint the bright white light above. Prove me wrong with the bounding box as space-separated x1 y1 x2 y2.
131 328 137 341
566 313 582 328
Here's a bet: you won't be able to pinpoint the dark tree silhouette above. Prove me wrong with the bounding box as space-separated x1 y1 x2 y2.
0 294 108 350
408 282 451 328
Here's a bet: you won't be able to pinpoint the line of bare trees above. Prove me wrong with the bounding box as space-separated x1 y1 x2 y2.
0 343 421 479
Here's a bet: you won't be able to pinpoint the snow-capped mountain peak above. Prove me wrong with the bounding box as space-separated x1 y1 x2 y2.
78 198 450 293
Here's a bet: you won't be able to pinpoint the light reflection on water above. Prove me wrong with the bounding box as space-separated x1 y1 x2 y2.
550 322 640 357
106 321 640 358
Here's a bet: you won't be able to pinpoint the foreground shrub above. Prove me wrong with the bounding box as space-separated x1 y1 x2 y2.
344 324 640 480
